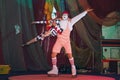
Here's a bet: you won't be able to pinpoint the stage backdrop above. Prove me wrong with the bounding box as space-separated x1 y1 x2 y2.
0 0 120 72
0 0 49 71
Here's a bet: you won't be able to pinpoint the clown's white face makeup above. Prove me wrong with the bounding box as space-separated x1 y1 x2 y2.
62 14 68 20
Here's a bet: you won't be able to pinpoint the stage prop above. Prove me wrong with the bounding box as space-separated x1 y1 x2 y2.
0 65 11 74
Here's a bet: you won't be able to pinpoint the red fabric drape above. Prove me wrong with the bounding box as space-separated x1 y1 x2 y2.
0 33 4 64
32 0 53 66
32 0 45 34
79 0 120 25
87 0 120 18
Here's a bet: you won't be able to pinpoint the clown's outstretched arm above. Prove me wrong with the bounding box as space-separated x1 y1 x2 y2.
71 8 93 25
22 32 51 46
21 34 44 46
24 37 38 46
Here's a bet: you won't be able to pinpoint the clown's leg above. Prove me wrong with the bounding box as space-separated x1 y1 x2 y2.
48 53 58 76
68 54 77 77
69 57 77 77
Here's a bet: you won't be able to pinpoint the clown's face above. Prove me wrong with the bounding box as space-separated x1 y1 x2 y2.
62 14 68 20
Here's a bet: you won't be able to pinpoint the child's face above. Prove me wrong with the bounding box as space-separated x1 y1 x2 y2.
62 14 68 20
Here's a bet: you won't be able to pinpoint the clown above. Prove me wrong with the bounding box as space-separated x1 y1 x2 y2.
22 8 93 77
47 8 93 77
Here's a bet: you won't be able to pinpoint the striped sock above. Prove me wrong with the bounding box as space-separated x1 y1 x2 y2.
69 57 75 68
52 57 57 67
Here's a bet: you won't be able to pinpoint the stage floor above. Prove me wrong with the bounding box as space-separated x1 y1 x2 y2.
9 74 115 80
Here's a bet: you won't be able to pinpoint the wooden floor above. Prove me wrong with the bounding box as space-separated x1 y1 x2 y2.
9 74 115 80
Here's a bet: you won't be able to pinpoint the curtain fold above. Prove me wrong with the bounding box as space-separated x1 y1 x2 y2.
0 0 5 64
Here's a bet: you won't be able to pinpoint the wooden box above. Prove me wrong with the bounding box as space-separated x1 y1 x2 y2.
0 65 11 74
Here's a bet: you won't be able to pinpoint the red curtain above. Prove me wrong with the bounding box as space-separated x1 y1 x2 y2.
87 0 120 18
0 33 4 64
79 0 120 24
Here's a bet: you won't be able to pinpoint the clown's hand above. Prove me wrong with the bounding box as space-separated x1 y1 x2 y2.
50 28 57 36
21 43 29 47
86 8 93 12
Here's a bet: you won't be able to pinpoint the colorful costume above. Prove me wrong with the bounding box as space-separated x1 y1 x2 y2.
48 11 88 76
